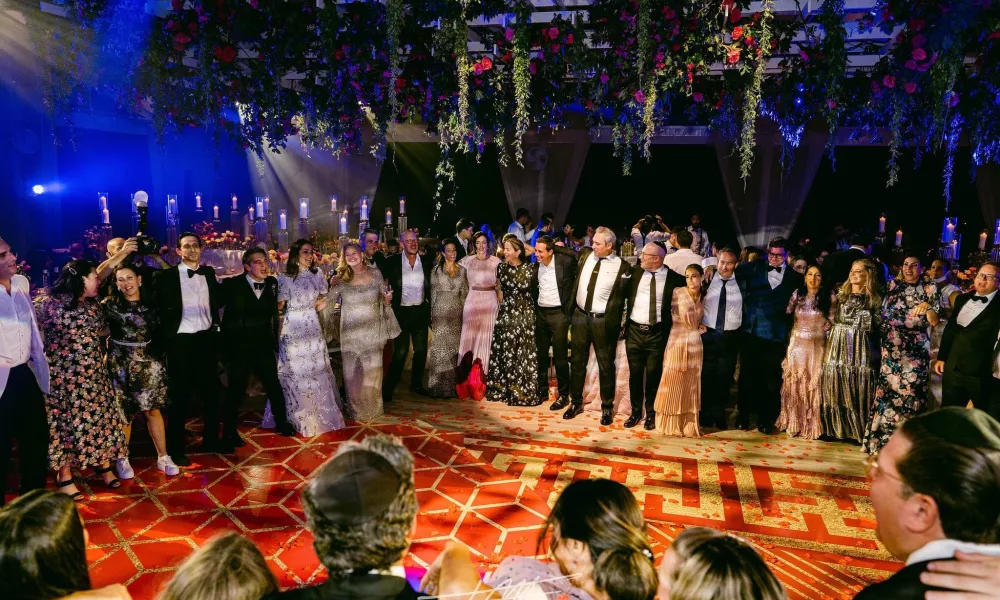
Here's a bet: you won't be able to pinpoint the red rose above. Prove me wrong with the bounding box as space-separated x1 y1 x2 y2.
726 46 741 64
904 81 916 94
566 33 574 44
214 45 237 63
693 92 704 102
731 26 743 40
883 74 895 88
912 47 926 61
481 57 493 70
730 8 742 22
548 27 559 40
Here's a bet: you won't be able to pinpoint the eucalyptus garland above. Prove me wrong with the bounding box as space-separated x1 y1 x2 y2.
886 98 903 187
739 0 774 182
455 18 471 137
942 113 962 210
386 0 404 137
817 0 847 163
512 21 532 167
641 82 657 161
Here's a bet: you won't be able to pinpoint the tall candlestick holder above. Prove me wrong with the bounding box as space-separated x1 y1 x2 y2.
194 192 204 222
212 203 222 231
277 209 290 252
230 194 241 234
130 193 140 235
100 224 114 251
297 198 311 240
255 215 269 248
938 217 959 262
398 214 408 236
166 194 180 250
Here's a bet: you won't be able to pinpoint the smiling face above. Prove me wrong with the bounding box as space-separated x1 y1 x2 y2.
849 261 868 288
362 232 379 257
402 232 419 257
767 246 787 268
901 257 922 284
245 252 269 281
0 242 17 282
591 232 613 258
805 265 822 292
927 259 948 281
535 240 553 264
115 268 142 300
716 251 737 279
639 244 665 272
297 244 315 269
443 242 458 264
685 267 703 291
503 241 520 264
344 246 363 269
177 235 202 266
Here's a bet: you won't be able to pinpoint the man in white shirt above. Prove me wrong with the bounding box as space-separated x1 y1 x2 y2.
688 214 711 258
700 247 742 430
507 208 533 245
0 239 50 506
855 407 1000 599
533 236 577 408
383 230 433 401
566 227 631 426
664 229 701 276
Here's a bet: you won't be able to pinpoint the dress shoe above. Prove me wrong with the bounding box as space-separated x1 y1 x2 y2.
600 410 614 426
227 433 247 448
411 387 432 397
624 414 642 429
644 414 656 430
562 404 584 420
170 453 191 467
276 422 297 437
757 424 776 435
550 396 570 411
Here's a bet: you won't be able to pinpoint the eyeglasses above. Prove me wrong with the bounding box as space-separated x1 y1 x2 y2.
768 251 785 257
976 273 998 281
864 453 902 483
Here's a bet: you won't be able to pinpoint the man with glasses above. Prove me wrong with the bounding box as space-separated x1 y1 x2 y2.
934 262 1000 417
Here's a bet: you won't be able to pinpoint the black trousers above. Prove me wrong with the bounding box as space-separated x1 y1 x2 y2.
536 306 570 398
942 368 991 411
988 377 1000 422
0 364 48 506
570 310 615 410
225 345 290 438
736 335 786 428
625 322 667 417
384 305 429 401
165 330 223 453
701 328 741 426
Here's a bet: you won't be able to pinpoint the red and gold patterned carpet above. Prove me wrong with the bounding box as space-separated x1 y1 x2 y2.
58 395 897 600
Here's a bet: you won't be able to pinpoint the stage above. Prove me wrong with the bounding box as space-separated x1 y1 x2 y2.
73 394 899 600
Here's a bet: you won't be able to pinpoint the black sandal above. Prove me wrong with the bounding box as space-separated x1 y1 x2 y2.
93 466 122 490
56 478 85 501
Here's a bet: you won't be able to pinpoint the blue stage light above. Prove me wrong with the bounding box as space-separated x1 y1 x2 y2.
31 184 44 195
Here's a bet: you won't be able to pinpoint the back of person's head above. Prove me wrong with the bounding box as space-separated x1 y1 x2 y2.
0 490 90 600
302 435 417 581
540 479 657 600
160 533 276 600
850 231 873 249
659 527 786 600
675 229 693 249
515 208 530 221
456 218 474 234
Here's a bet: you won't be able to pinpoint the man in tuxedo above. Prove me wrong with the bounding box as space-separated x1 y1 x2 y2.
623 242 682 430
934 262 1000 413
566 227 631 425
855 408 1000 599
531 235 577 408
219 249 296 448
152 232 224 465
736 237 803 434
700 247 742 430
455 218 474 259
382 230 433 402
361 228 387 272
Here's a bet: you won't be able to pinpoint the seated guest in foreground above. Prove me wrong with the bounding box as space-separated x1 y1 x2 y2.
160 533 276 600
268 435 420 599
856 407 1000 599
657 527 786 600
421 478 658 600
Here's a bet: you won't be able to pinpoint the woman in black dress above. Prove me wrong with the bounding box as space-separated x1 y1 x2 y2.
486 236 538 405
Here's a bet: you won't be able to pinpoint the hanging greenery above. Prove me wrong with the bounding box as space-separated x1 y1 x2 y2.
738 0 775 182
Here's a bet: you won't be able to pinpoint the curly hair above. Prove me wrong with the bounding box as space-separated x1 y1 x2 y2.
302 436 418 580
335 242 366 283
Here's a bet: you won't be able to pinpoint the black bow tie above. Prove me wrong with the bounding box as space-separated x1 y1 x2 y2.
253 282 265 291
187 266 210 278
971 295 989 304
768 266 782 273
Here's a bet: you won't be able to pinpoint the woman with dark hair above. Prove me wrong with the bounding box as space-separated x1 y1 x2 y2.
863 252 939 455
422 478 658 600
776 264 831 439
486 237 538 405
457 231 502 379
654 264 706 437
101 264 176 479
35 260 127 499
426 238 469 397
276 239 344 436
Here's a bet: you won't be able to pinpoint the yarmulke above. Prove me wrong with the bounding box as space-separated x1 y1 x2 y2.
308 449 402 524
909 407 1000 451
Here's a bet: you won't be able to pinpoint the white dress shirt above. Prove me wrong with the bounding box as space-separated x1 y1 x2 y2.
630 267 668 325
664 249 702 276
905 539 1000 567
702 276 743 330
955 289 997 327
689 226 711 257
767 265 785 289
0 275 49 396
507 221 529 244
177 263 212 334
629 229 669 254
400 254 425 306
575 253 623 314
247 274 265 299
537 260 561 308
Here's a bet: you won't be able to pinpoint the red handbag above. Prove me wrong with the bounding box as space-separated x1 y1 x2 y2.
456 358 487 401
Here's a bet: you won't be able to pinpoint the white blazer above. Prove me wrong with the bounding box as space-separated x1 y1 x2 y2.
0 274 50 396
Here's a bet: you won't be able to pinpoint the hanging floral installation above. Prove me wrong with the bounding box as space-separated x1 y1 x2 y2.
13 0 1000 208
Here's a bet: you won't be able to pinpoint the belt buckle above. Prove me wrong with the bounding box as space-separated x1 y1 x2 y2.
637 323 651 332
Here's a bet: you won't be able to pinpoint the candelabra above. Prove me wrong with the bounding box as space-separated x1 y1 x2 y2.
277 209 290 252
166 194 180 250
194 192 204 223
297 198 311 240
230 194 241 234
398 196 408 236
874 213 888 248
937 217 959 263
358 195 370 238
253 197 269 247
97 193 113 249
212 204 222 231
130 193 140 235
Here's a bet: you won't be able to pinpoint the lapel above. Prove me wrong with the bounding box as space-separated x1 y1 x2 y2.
553 254 564 282
964 293 1000 328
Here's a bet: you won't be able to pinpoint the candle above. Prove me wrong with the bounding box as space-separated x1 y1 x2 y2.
943 217 956 243
249 206 255 221
330 194 338 214
256 198 265 219
195 193 202 209
279 210 287 231
895 228 903 247
399 196 406 215
102 208 110 225
385 208 393 225
263 196 270 215
167 195 177 215
232 194 238 211
980 230 988 250
340 213 348 234
878 214 886 234
360 197 369 221
299 198 309 219
995 219 1000 245
213 204 219 220
99 194 107 211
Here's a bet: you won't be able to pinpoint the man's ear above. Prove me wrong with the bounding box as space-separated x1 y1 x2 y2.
903 492 941 537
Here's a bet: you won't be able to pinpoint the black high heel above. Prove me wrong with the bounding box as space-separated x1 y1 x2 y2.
93 466 122 490
56 478 85 501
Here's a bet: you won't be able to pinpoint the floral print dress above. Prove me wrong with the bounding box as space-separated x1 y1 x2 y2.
35 294 128 470
101 298 168 420
863 280 940 455
486 262 538 405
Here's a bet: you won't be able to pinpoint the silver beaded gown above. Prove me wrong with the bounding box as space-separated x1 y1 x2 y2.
820 293 877 442
426 264 469 397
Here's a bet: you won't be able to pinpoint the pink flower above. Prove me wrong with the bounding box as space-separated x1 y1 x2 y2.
731 26 744 40
663 7 677 19
883 74 896 88
912 34 927 48
599 72 610 84
904 81 917 94
551 43 560 53
473 63 483 75
548 27 560 40
505 28 514 42
481 56 493 70
635 89 646 104
566 33 574 44
905 59 917 70
912 47 927 61
949 92 960 107
693 92 704 102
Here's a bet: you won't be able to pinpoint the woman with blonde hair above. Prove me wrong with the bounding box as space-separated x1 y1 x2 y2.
658 527 785 600
820 259 882 442
159 533 276 600
328 242 398 420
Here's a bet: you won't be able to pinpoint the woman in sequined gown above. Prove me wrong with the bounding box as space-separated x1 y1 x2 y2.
328 242 400 421
276 240 345 436
654 265 706 437
820 259 881 443
458 232 502 375
486 238 538 405
426 239 469 397
776 265 830 439
863 254 940 455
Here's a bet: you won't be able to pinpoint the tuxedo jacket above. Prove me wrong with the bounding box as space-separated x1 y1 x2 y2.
530 251 577 316
268 574 423 600
736 259 803 343
939 292 1000 377
624 264 686 331
151 266 222 344
570 249 632 340
853 560 953 600
381 252 434 319
219 275 279 351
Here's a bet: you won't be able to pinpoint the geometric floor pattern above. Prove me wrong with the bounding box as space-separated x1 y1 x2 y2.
64 394 898 600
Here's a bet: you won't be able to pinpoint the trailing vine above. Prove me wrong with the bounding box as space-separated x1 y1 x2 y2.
887 97 903 187
739 0 775 181
386 0 405 140
817 0 847 164
512 18 532 167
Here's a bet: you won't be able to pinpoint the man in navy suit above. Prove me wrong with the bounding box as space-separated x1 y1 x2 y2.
736 237 803 434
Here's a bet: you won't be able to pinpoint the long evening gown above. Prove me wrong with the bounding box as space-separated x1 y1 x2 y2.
863 280 939 454
654 288 704 437
485 262 538 405
101 297 168 420
820 294 877 442
276 270 345 436
775 290 828 439
426 264 469 397
457 255 501 373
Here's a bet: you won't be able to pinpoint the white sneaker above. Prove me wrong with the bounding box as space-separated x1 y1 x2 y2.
116 458 135 480
157 455 180 476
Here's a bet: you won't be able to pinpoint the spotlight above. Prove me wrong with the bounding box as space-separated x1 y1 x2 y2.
31 184 44 195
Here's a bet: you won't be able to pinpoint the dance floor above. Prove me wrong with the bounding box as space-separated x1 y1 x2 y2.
56 393 897 600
